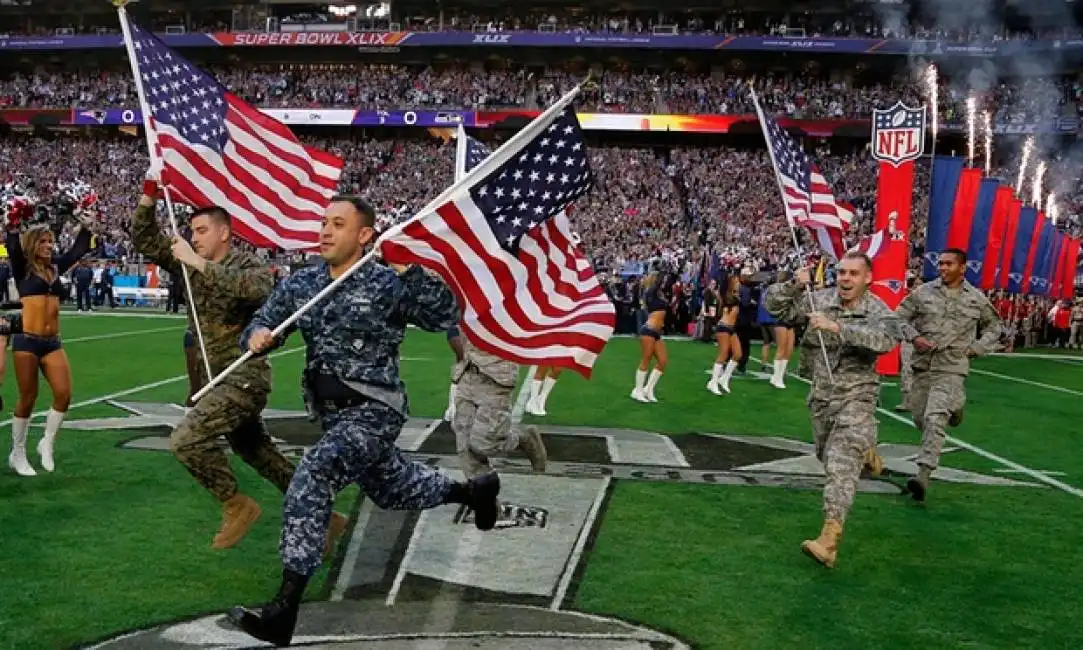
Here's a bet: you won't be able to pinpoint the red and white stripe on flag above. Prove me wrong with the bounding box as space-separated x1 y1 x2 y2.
850 227 889 259
149 97 342 250
380 198 616 378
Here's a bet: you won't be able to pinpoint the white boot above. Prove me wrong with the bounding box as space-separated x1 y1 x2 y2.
631 369 649 402
770 359 788 389
526 378 544 415
535 377 557 416
37 409 66 472
707 362 723 395
8 417 36 477
719 361 738 394
645 368 663 402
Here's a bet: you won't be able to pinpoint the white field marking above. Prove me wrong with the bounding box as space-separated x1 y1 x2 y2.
990 352 1083 362
63 310 187 320
969 368 1083 397
61 325 181 344
330 499 376 602
0 346 305 429
753 359 1083 499
550 475 611 611
510 365 537 425
994 469 1067 477
386 509 427 607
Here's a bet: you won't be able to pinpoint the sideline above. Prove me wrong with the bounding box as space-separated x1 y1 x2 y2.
754 359 1083 499
0 346 305 429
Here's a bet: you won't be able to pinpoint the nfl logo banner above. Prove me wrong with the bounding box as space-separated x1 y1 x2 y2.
872 102 926 167
870 101 926 376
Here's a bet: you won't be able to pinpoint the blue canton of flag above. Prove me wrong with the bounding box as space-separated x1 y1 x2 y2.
464 136 490 173
466 107 593 253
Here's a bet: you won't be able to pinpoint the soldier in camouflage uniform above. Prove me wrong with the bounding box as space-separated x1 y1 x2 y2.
131 176 332 551
895 248 1001 502
452 338 547 479
228 196 501 647
767 251 902 569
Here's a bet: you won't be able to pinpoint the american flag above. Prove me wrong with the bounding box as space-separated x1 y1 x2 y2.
752 96 852 260
124 16 343 250
379 107 616 377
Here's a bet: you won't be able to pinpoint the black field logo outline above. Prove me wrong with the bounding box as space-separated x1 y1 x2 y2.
73 400 1041 649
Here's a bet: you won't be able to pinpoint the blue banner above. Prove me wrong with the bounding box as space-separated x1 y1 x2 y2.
1033 220 1056 295
924 156 966 281
71 107 476 127
964 178 1000 286
4 30 1083 57
1008 207 1038 294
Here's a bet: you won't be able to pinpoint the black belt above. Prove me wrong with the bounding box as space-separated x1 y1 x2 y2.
309 370 370 412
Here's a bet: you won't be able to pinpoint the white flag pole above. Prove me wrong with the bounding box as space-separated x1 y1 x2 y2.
116 3 212 381
192 86 584 402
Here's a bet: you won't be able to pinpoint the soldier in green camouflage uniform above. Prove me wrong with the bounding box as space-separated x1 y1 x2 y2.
895 248 1002 502
767 251 902 569
452 339 547 479
131 180 341 551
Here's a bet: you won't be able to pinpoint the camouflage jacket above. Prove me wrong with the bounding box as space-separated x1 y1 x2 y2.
895 278 1002 376
130 203 273 389
462 338 518 389
241 260 460 418
766 280 901 403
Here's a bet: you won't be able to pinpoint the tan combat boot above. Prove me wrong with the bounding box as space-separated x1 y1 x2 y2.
323 512 349 561
863 448 884 476
211 493 262 549
948 408 964 427
518 425 548 472
907 465 932 502
801 519 842 568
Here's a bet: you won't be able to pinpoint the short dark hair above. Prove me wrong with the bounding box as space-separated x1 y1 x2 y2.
841 250 873 271
190 206 231 231
941 248 968 264
331 195 375 228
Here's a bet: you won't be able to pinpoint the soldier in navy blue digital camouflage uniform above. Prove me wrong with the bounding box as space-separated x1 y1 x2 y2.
227 196 501 647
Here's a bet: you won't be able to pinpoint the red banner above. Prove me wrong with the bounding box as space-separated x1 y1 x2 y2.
997 197 1023 290
944 168 983 250
1021 211 1047 292
980 186 1013 289
872 160 914 375
1064 237 1081 298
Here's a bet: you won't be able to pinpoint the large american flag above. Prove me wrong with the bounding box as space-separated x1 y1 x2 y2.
754 102 852 260
379 107 616 377
124 16 343 250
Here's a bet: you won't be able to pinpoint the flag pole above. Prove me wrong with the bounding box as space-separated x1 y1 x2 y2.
192 85 584 402
115 1 212 382
748 84 834 384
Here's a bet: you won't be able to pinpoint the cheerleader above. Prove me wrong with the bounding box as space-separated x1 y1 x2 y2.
707 276 742 395
6 215 92 476
764 270 795 389
526 365 562 416
631 267 674 403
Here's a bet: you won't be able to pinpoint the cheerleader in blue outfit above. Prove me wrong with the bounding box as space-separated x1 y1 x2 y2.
631 268 674 403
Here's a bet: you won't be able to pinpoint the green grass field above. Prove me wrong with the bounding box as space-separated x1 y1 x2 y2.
1 312 1081 649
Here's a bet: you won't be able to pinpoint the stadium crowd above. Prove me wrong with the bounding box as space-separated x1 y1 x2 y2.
3 64 1081 124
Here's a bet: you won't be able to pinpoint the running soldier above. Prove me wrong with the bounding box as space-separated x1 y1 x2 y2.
767 251 901 568
132 175 341 551
228 196 500 646
895 248 1001 502
453 339 547 478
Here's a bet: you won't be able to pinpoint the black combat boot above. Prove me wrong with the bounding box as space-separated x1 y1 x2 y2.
227 568 308 646
446 472 502 531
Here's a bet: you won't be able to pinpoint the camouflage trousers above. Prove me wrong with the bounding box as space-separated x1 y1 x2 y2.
898 340 914 398
808 397 878 523
280 402 455 577
451 368 519 479
909 371 966 470
171 381 294 502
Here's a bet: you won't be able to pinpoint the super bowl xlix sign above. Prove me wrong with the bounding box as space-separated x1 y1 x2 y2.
871 102 927 167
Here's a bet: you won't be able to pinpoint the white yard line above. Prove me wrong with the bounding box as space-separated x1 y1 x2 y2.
550 476 611 610
0 346 304 428
62 325 181 344
968 368 1083 397
753 359 1083 499
330 500 375 602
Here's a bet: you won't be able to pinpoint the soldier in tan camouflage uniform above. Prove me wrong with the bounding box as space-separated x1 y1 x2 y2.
895 275 920 412
452 338 547 479
895 248 1002 502
767 251 902 569
132 176 346 552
